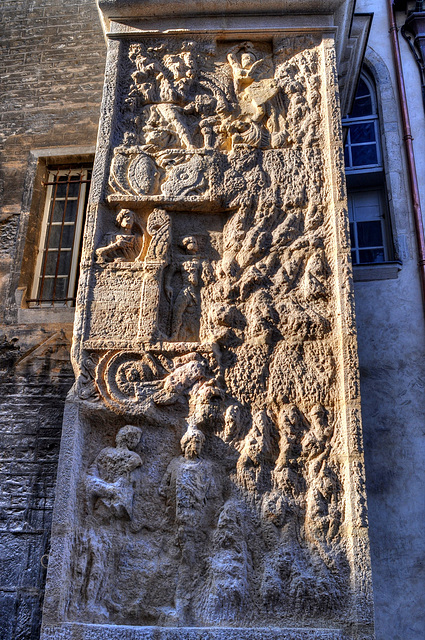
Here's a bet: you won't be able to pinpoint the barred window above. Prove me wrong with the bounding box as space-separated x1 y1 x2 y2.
28 167 91 307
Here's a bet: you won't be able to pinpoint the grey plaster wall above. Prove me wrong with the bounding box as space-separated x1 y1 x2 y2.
353 2 425 639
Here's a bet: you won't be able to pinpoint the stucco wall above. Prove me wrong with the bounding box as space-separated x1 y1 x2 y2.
353 2 425 639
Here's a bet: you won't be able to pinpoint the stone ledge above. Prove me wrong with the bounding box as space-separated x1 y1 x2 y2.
41 624 358 640
353 262 402 282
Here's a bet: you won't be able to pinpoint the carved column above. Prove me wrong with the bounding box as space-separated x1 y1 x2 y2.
41 3 375 639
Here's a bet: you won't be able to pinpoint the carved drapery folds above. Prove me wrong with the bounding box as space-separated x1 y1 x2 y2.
48 32 373 640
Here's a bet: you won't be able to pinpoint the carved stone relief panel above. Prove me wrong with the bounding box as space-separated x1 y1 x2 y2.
42 31 374 640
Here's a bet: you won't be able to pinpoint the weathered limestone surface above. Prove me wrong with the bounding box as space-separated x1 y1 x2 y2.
41 4 374 639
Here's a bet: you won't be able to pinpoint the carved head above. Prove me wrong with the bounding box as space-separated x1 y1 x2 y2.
181 235 199 254
115 425 142 450
241 51 256 69
189 379 225 429
180 427 205 459
116 208 135 230
225 404 240 426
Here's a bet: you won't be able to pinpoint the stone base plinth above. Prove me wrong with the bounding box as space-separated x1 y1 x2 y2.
41 624 359 640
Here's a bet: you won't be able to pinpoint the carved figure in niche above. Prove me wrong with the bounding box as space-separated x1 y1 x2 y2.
166 236 202 342
96 209 144 263
170 259 200 340
159 426 221 623
200 500 251 623
85 425 143 524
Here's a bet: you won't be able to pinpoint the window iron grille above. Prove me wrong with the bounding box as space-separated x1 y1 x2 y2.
29 168 91 307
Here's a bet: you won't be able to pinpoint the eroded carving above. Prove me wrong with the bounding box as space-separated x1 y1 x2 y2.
67 32 373 637
96 209 144 263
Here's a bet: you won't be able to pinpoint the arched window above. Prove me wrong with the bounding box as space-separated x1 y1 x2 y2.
343 70 393 266
344 75 382 171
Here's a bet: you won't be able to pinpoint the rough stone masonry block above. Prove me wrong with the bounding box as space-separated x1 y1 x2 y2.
40 3 375 639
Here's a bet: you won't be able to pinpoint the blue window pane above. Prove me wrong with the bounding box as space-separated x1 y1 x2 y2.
350 78 374 117
356 78 369 98
351 94 373 118
349 122 376 144
357 221 383 248
351 250 358 265
358 248 385 263
351 144 378 167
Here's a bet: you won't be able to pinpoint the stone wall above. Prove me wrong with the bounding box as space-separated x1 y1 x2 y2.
0 0 106 321
0 329 74 639
0 1 106 638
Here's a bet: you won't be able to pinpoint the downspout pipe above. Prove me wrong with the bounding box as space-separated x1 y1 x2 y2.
387 0 425 307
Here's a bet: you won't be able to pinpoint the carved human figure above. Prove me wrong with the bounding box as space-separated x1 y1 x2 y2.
160 427 220 623
301 404 333 479
226 41 278 142
129 44 163 104
200 500 251 623
305 464 341 547
188 378 225 430
227 41 271 96
222 404 242 444
169 259 200 340
166 236 202 341
274 404 305 473
85 425 143 523
96 209 144 263
77 425 143 619
303 239 329 300
236 410 275 493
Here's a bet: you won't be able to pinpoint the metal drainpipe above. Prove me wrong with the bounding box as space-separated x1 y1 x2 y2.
387 0 425 306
